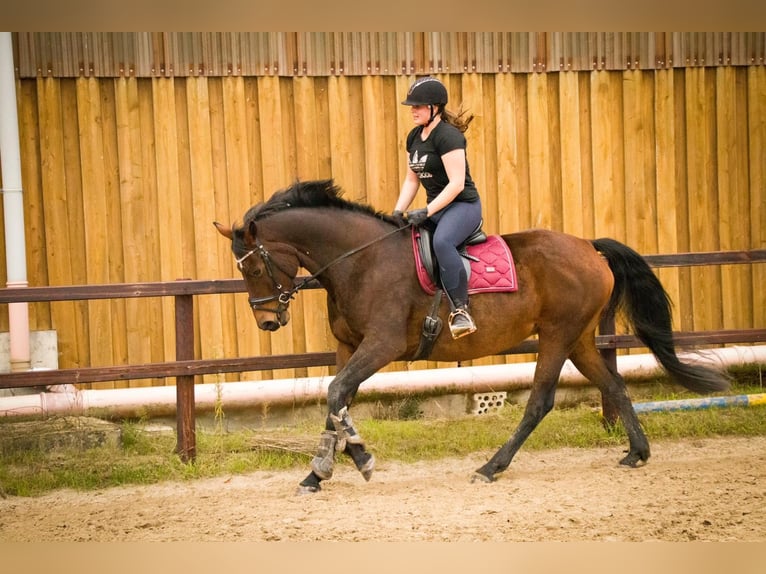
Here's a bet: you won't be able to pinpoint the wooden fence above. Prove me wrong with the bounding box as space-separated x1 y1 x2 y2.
1 249 765 460
1 66 765 386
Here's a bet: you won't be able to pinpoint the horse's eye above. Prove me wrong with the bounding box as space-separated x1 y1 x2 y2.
249 268 263 278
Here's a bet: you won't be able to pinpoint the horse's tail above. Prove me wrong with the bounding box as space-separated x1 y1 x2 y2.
591 237 730 394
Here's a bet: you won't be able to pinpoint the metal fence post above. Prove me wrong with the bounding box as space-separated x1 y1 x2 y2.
174 283 196 462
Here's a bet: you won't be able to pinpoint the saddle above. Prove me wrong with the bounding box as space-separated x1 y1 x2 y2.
414 220 487 289
408 222 519 361
412 222 518 296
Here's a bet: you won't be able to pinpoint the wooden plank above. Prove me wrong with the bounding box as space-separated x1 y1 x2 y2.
185 76 227 381
99 78 130 386
4 329 765 389
653 69 682 330
559 71 584 237
220 76 262 380
150 77 181 381
527 72 554 230
16 79 50 330
716 67 753 331
76 77 114 388
115 77 151 386
622 70 658 255
748 66 766 332
590 71 626 239
256 75 295 378
685 67 722 332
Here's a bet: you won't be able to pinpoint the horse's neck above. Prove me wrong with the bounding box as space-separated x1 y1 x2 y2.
269 210 388 274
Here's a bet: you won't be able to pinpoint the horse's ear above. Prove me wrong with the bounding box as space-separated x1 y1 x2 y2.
213 221 233 240
245 220 257 244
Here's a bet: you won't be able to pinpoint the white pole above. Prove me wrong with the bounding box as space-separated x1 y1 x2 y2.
0 32 31 372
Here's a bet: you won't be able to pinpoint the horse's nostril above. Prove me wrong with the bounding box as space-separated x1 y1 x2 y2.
261 321 280 332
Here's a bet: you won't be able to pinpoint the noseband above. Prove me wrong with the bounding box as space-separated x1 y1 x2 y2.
235 223 409 318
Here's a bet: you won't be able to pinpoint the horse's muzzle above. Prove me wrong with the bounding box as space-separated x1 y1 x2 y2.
255 309 290 331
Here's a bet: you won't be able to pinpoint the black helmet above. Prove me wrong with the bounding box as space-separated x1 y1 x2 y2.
401 77 448 106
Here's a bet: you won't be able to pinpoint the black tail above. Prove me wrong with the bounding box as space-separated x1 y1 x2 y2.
591 238 730 394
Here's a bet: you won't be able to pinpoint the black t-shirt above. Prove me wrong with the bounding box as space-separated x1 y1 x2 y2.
406 121 480 204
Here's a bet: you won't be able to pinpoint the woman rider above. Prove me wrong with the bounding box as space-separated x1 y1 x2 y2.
393 76 482 339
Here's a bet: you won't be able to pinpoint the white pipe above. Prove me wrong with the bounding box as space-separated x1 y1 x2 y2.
1 345 764 419
0 32 30 372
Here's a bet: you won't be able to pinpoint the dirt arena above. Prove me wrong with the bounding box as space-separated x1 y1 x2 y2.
1 435 764 542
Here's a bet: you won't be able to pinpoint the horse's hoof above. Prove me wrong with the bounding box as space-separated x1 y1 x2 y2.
471 471 494 484
619 452 648 467
295 484 321 495
359 454 375 482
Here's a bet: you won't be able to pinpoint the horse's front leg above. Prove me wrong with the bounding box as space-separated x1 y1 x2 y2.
298 339 402 494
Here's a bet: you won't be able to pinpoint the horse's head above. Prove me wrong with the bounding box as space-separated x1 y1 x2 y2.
214 219 299 332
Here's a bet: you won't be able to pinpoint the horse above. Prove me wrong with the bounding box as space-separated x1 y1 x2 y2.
214 179 730 494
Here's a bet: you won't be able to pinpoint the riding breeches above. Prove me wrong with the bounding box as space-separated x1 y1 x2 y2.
430 199 482 305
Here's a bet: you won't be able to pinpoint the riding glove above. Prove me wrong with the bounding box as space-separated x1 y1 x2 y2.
405 208 429 226
392 210 408 228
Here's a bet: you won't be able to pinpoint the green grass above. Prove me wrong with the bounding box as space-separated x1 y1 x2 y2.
1 375 764 497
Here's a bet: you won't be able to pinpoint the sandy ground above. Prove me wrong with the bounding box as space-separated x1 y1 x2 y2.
1 435 765 542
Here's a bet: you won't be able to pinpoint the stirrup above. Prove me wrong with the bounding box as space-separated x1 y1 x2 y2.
448 308 477 339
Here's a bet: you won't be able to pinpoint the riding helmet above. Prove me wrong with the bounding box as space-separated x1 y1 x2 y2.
401 77 448 106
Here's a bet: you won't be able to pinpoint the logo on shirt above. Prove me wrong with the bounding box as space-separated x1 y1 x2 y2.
409 150 432 179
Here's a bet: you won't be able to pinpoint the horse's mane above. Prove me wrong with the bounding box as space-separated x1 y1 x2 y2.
230 180 397 255
243 179 396 225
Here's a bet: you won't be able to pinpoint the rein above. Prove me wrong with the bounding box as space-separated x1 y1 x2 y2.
237 222 410 315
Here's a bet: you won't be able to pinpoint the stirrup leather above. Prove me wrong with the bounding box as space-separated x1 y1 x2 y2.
448 308 477 339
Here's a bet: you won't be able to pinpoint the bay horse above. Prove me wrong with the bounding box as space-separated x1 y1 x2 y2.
214 179 729 494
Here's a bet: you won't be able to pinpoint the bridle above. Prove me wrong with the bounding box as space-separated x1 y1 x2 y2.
235 222 408 319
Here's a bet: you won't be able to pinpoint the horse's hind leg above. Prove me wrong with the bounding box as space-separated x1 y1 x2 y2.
473 343 568 483
568 338 650 467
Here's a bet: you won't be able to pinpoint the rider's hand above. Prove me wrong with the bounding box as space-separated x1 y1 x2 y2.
405 208 429 226
392 210 408 228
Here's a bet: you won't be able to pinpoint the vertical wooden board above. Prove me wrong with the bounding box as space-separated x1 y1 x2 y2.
716 67 752 330
622 70 658 256
361 75 393 212
589 71 626 239
35 79 83 369
460 74 496 233
148 78 182 376
526 73 553 230
462 74 503 367
328 76 367 202
479 73 499 233
256 75 297 377
220 77 253 380
185 77 226 380
545 73 563 232
99 79 131 386
748 66 766 330
653 70 683 330
76 78 114 387
114 77 153 386
394 75 416 196
294 77 333 377
494 73 523 234
559 71 584 237
576 72 595 239
512 74 532 230
684 67 722 331
278 79 309 379
17 80 51 329
62 79 91 370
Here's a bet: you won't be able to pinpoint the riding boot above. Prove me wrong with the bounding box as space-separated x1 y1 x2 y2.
448 302 477 339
